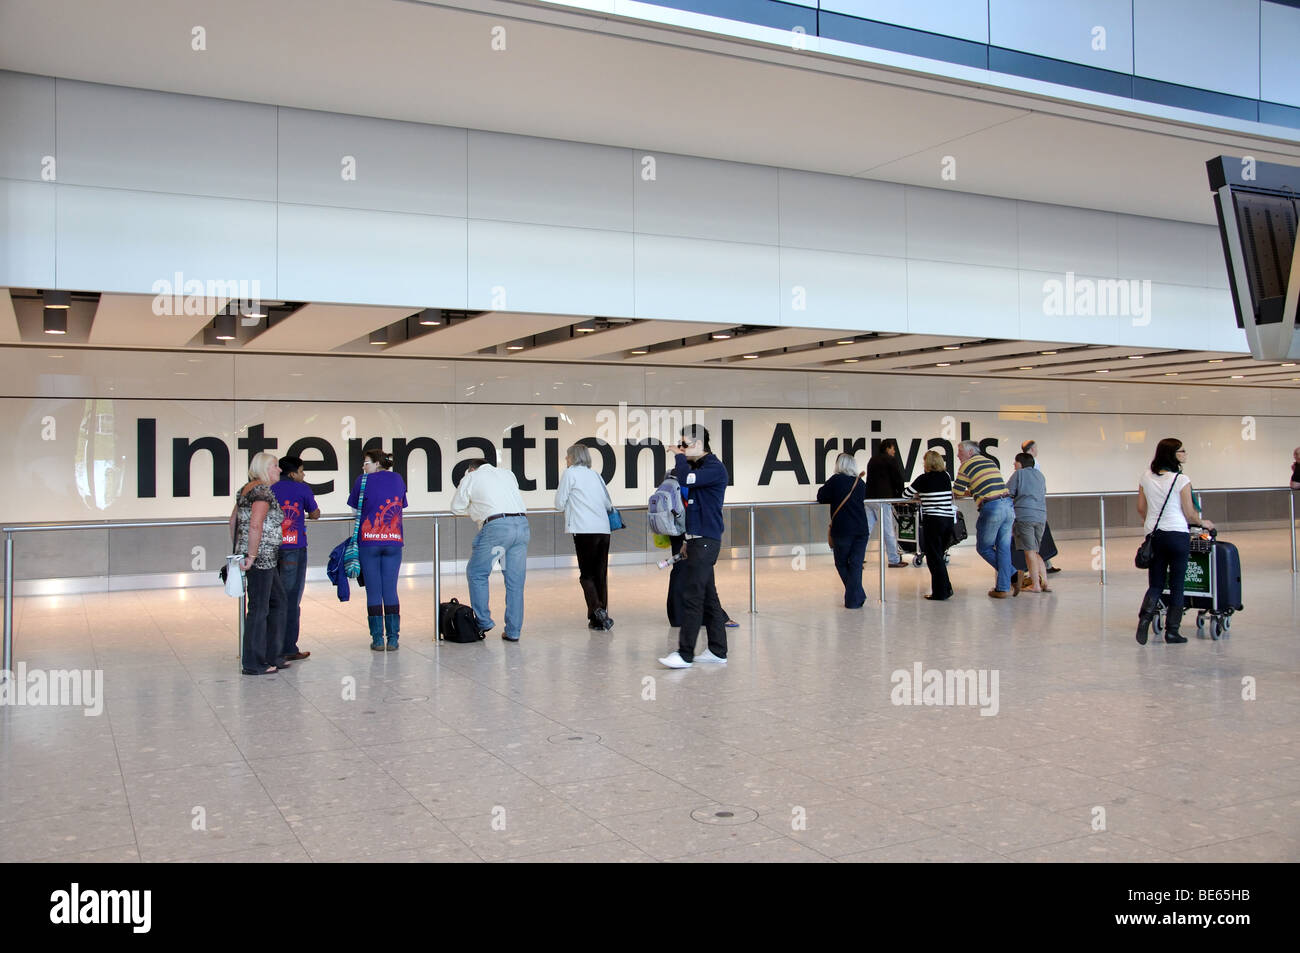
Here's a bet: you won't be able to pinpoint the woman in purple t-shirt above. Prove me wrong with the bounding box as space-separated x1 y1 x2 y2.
346 448 408 650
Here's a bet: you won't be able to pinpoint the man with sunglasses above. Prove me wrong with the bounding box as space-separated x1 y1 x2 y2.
658 425 729 669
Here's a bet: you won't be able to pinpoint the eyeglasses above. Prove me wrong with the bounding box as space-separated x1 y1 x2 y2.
676 442 691 449
1176 448 1188 454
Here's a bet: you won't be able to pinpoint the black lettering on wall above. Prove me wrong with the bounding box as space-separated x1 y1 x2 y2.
452 437 496 487
900 438 923 482
347 437 384 481
578 437 616 484
979 438 1000 470
137 417 157 498
842 437 868 457
502 424 537 491
927 437 954 475
814 437 840 483
393 437 442 492
544 417 560 490
172 436 230 497
758 423 809 486
721 418 734 486
624 439 665 489
286 437 338 495
237 424 278 470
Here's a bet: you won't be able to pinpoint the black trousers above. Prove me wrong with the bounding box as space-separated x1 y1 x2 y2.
676 537 727 661
1143 529 1191 625
243 564 286 671
572 533 610 621
922 515 954 599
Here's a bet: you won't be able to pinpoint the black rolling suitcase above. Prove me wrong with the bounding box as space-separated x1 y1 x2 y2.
1152 529 1242 639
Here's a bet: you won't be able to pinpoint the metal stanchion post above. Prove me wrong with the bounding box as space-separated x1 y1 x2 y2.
1098 496 1107 587
237 591 245 662
748 506 756 614
433 517 442 621
879 510 887 603
3 533 13 678
1284 491 1294 572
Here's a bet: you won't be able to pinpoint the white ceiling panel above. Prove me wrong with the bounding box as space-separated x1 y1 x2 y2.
0 290 20 343
86 292 217 347
385 311 578 356
520 320 732 359
243 303 415 352
621 327 837 364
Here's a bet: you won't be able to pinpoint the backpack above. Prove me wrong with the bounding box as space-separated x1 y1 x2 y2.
439 598 483 643
647 474 686 536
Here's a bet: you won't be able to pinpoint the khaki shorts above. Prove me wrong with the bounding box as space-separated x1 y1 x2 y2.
1013 520 1045 552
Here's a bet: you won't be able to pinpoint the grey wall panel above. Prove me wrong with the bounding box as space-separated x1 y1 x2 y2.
0 71 55 182
278 107 467 216
55 80 277 201
56 185 277 296
633 153 779 245
466 220 633 316
905 187 1019 269
1205 227 1230 290
778 169 906 257
0 178 56 287
910 260 1019 337
1261 1 1300 109
1017 269 1120 345
633 234 778 324
778 247 907 331
1018 202 1117 277
14 529 109 580
277 204 466 308
990 0 1133 73
820 0 990 42
108 524 230 575
1133 0 1260 100
1116 216 1210 286
468 131 632 232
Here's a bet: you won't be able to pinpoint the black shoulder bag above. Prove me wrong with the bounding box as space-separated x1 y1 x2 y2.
1135 475 1179 569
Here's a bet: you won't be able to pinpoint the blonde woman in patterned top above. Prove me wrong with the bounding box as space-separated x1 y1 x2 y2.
231 451 287 675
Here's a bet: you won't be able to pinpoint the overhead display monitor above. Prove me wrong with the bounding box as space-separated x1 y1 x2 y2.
1207 155 1300 361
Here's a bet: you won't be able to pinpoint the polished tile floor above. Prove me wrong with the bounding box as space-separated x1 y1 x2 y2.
2 531 1297 863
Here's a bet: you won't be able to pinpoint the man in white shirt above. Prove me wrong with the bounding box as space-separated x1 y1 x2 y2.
450 459 530 641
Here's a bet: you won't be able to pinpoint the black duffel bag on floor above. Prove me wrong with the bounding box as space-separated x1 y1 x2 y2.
439 598 484 643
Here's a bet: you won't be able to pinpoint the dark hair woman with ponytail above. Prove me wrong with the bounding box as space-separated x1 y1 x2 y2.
346 447 408 650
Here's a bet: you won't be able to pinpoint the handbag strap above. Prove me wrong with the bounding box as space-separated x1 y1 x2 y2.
831 472 864 522
1151 472 1179 529
351 474 368 544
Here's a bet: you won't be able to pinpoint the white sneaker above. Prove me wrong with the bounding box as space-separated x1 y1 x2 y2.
696 649 727 664
658 652 693 669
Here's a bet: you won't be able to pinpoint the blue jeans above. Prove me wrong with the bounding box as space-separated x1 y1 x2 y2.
866 502 899 564
277 548 308 654
467 516 530 639
358 544 402 615
975 497 1015 592
831 532 869 608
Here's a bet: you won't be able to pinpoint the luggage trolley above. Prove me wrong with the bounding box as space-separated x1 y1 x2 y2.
1151 528 1242 640
895 502 949 568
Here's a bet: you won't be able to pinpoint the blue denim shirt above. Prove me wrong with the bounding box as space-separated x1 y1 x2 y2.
673 453 727 540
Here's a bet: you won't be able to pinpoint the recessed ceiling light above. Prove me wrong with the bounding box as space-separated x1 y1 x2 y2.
1096 369 1109 373
575 321 596 333
1230 374 1244 379
844 358 859 364
505 344 525 351
43 290 70 309
1128 355 1145 359
742 354 758 359
418 309 441 326
42 307 67 335
1208 359 1223 363
942 345 961 350
936 362 951 367
836 339 854 345
1040 350 1057 355
1165 372 1178 376
213 312 236 340
1283 362 1297 367
711 332 732 340
368 328 387 345
242 302 267 319
1018 366 1032 370
630 349 648 355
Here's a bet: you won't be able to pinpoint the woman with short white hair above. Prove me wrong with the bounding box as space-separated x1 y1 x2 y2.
816 451 869 608
555 443 615 630
231 451 287 674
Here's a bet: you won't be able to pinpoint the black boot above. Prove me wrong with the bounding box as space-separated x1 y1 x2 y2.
1164 610 1187 644
1136 594 1159 645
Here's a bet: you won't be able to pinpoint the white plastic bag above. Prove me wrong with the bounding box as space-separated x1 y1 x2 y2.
224 555 245 597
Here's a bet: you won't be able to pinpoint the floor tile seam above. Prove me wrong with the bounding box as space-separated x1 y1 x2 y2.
756 816 948 860
1172 826 1300 857
472 830 640 864
1000 830 1179 862
0 838 142 864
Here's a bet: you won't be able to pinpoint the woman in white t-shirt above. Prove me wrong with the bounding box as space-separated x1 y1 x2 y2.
1134 438 1214 645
